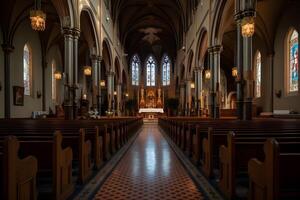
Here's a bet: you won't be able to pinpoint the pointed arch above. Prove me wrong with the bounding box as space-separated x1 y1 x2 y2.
131 54 140 86
23 43 32 96
254 51 262 98
286 28 299 94
162 54 171 86
146 55 156 86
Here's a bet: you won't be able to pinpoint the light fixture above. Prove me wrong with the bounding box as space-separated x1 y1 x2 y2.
114 91 117 96
84 66 92 76
106 16 110 22
100 80 106 87
232 67 238 78
191 82 195 89
83 94 87 100
205 70 211 80
241 16 255 37
30 0 46 31
125 93 129 97
54 70 62 80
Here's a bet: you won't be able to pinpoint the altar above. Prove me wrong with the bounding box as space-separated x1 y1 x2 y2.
139 108 164 119
138 87 164 119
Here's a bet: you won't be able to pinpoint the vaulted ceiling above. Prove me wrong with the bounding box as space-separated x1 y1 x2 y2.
111 0 188 62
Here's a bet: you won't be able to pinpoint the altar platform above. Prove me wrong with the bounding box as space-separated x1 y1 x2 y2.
138 108 164 119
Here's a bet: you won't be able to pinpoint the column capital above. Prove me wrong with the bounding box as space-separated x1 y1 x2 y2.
208 45 223 54
62 27 73 36
194 66 204 72
72 28 81 39
1 44 14 53
106 70 115 76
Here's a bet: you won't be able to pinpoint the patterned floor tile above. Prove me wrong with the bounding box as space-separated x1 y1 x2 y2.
94 124 204 200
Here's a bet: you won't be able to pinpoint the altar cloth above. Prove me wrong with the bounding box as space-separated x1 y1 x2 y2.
139 108 164 113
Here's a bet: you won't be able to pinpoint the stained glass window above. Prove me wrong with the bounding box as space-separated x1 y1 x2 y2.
162 55 171 86
23 44 32 96
288 29 299 92
255 51 262 98
52 60 56 101
146 56 156 86
131 54 140 86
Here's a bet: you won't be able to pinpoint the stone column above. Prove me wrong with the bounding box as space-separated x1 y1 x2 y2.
268 53 274 112
63 28 74 120
91 55 98 109
97 56 102 116
194 67 204 116
117 83 122 116
106 70 115 113
235 13 244 120
208 45 222 119
1 44 14 118
72 28 80 118
185 78 192 116
243 34 254 120
179 82 185 115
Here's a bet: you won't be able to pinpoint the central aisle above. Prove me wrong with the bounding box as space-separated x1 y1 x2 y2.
94 123 204 200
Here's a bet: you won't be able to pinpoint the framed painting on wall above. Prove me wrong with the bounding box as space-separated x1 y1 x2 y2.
13 86 24 106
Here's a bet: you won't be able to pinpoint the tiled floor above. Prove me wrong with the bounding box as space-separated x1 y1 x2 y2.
94 124 204 200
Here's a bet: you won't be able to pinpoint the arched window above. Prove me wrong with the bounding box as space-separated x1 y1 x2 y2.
255 51 262 98
52 60 57 101
23 44 32 96
131 54 140 86
146 56 156 86
287 29 299 93
162 55 171 86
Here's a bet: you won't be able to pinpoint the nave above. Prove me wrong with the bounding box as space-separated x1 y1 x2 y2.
94 123 204 200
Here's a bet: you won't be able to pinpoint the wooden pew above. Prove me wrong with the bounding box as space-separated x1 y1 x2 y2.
218 132 300 199
1 136 38 200
248 139 300 200
18 131 74 200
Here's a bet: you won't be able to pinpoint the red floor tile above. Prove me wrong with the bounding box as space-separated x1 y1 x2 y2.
94 124 204 200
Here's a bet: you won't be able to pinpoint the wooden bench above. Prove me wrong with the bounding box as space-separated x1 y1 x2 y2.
1 136 38 200
218 132 300 199
248 139 300 200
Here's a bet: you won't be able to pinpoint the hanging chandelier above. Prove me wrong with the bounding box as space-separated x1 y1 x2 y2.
241 16 255 38
205 70 211 80
30 0 46 31
54 70 62 80
84 66 92 76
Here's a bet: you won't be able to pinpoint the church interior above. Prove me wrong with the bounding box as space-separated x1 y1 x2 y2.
1 0 300 199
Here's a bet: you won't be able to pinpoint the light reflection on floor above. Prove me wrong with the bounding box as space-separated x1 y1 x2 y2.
94 124 204 200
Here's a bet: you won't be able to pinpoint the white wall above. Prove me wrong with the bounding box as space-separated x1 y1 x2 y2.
45 45 63 113
11 21 43 118
0 28 4 118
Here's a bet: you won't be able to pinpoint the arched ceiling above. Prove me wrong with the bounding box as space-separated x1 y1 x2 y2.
111 0 187 61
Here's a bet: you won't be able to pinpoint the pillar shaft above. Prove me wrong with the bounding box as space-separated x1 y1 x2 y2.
62 28 74 119
72 29 80 119
195 67 203 116
2 44 14 118
179 83 185 115
91 55 98 108
208 45 222 119
185 79 192 116
117 83 122 116
107 70 115 112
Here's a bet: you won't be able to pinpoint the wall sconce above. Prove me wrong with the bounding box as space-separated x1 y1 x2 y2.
205 70 211 80
83 94 87 100
241 16 255 37
275 90 282 98
232 67 238 78
84 66 92 76
125 93 129 97
114 91 117 96
100 80 106 87
54 70 62 80
191 82 195 89
36 90 42 99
